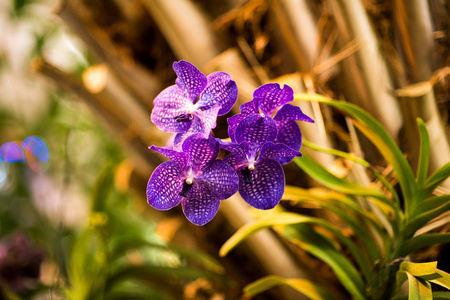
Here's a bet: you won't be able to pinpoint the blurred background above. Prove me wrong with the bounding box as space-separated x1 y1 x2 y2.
0 0 449 299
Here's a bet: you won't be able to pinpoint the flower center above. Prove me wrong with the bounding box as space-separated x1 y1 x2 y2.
175 113 193 123
241 167 253 185
179 180 193 197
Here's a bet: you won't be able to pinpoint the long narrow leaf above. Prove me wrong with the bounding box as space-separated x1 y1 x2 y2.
422 162 450 197
294 96 417 209
244 275 334 300
395 233 450 258
416 118 430 186
219 212 367 299
430 269 450 290
281 224 366 300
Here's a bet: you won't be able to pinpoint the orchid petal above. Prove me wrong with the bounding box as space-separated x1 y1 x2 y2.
149 145 188 169
273 120 303 164
198 160 239 199
173 61 207 101
259 141 302 161
227 114 246 142
151 85 192 133
147 161 184 210
253 83 293 116
182 183 220 225
273 104 314 122
182 134 219 172
235 114 277 145
198 72 238 115
237 158 285 209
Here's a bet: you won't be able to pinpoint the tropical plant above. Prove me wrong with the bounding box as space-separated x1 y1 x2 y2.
220 95 450 299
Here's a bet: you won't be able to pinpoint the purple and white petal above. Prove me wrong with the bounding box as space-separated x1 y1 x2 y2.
237 158 285 210
197 72 238 115
173 61 207 101
182 183 220 225
259 142 302 161
273 104 315 123
151 85 193 133
223 153 248 170
273 121 303 164
182 134 219 172
227 113 246 142
235 114 277 145
194 105 221 135
198 159 239 199
239 98 259 115
217 139 245 155
147 161 184 210
253 83 294 116
149 145 189 169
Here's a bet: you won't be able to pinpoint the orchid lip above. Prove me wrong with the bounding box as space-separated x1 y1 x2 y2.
179 180 193 197
242 167 253 184
175 113 193 123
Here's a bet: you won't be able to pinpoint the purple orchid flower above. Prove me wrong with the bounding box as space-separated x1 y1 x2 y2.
151 61 238 150
147 134 239 225
220 115 301 210
228 83 314 163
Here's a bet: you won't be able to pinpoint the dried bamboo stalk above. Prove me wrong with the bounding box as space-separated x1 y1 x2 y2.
57 0 163 110
393 0 450 188
328 0 403 139
35 60 163 178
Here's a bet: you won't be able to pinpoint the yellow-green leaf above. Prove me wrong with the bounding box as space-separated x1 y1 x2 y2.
244 275 334 300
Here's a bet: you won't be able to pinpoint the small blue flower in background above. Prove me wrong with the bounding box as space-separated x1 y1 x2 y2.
0 142 25 163
147 134 239 225
151 60 238 150
228 83 314 163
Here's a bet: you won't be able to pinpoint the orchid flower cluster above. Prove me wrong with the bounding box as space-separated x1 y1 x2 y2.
147 61 314 225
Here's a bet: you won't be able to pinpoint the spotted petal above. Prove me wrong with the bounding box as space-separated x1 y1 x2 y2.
173 61 207 101
147 161 184 210
253 83 293 116
273 104 314 123
273 121 303 164
235 114 277 145
182 134 219 173
198 159 239 199
151 85 193 133
237 158 285 209
182 183 220 225
259 142 302 161
149 145 188 169
227 113 246 142
198 72 238 115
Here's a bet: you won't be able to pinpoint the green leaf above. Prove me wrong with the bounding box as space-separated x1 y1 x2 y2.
396 261 436 300
416 119 430 186
430 269 450 290
406 197 450 238
395 233 450 258
422 162 450 197
281 224 366 300
243 275 334 300
294 96 417 211
294 153 384 198
302 139 370 167
283 186 385 264
432 292 450 300
399 261 440 281
405 274 432 300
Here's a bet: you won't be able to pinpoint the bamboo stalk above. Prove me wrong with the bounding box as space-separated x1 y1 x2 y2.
57 0 163 110
35 59 163 178
327 0 403 140
393 0 450 187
